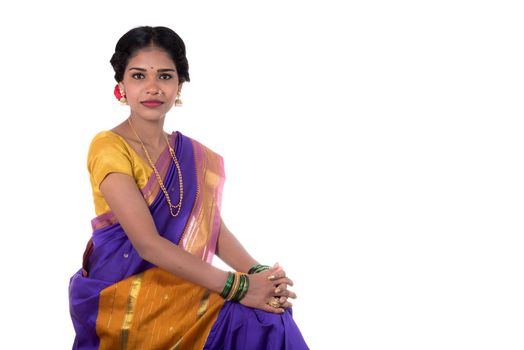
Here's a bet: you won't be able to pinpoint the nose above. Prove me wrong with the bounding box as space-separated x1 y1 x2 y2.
147 87 162 95
145 79 162 95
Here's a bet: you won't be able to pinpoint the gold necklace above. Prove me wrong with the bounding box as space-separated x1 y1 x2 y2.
127 118 184 217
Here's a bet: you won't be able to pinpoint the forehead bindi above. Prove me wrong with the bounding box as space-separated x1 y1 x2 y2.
127 48 176 71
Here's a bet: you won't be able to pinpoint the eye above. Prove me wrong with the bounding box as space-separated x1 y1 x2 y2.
132 73 145 79
159 74 172 80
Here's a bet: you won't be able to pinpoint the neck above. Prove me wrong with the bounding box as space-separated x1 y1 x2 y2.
127 115 167 148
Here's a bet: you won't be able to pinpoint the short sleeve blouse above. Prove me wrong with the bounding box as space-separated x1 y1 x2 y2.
87 131 153 216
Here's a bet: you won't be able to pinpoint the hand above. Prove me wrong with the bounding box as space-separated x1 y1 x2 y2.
270 264 297 308
240 264 297 314
274 281 297 308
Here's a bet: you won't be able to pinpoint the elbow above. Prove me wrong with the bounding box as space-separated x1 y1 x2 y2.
136 247 152 262
133 237 161 263
133 235 178 265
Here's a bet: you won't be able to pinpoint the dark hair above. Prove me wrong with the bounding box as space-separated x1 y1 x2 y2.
110 26 190 83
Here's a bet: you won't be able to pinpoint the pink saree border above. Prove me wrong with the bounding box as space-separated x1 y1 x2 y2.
179 140 225 263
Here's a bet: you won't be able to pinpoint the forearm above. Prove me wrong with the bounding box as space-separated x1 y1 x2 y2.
141 235 228 294
101 174 229 294
216 219 258 272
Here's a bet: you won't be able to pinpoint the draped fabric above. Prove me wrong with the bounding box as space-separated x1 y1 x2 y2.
69 131 309 349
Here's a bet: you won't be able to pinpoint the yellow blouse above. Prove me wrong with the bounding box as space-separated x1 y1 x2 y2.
87 131 153 216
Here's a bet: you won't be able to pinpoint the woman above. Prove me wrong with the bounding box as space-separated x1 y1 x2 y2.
69 26 309 349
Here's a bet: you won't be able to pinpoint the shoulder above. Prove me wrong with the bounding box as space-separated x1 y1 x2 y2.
87 131 133 169
88 131 131 156
89 130 127 148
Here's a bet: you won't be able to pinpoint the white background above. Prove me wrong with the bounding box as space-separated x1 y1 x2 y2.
0 1 523 349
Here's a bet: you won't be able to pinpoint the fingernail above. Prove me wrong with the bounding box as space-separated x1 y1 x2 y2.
275 288 281 293
268 275 276 280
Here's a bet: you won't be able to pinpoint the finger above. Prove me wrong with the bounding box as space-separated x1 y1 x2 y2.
267 263 282 274
267 271 288 281
279 300 293 309
268 273 283 281
274 284 287 294
274 288 297 299
286 291 297 299
262 304 285 314
270 277 293 286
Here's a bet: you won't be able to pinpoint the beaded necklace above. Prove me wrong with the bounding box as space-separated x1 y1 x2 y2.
127 117 184 217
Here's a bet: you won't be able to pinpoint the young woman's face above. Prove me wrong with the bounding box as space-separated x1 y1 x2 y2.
120 46 181 121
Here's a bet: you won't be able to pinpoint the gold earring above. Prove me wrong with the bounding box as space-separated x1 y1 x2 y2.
175 92 182 107
119 87 127 104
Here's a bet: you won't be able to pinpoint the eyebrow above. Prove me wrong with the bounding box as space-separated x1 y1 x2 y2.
128 67 176 72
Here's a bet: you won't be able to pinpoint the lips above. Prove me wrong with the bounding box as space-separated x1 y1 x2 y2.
141 100 164 108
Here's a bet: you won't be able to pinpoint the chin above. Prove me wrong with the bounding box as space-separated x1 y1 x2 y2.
146 113 167 121
132 107 169 120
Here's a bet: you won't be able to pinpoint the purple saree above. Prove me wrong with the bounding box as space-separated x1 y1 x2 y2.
69 132 308 349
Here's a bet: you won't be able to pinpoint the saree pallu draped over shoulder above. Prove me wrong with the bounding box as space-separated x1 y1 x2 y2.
69 132 309 350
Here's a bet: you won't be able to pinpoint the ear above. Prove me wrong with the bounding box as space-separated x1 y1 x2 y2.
118 82 125 92
177 83 183 94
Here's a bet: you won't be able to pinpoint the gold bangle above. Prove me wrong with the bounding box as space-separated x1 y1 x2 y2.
226 272 240 300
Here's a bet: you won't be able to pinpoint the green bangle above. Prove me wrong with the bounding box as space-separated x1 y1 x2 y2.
248 264 270 274
220 272 235 299
226 273 239 300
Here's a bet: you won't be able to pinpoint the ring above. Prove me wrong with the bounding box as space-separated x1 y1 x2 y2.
267 297 281 308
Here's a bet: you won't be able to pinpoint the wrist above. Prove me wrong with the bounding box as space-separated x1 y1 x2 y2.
212 270 230 294
220 271 249 302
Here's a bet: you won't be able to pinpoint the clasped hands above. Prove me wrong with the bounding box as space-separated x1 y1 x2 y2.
240 263 297 314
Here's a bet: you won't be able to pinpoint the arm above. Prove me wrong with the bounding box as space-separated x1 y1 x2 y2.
216 219 298 307
100 172 290 312
216 219 258 273
100 173 228 293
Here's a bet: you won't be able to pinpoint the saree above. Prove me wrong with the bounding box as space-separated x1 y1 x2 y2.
69 131 309 349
